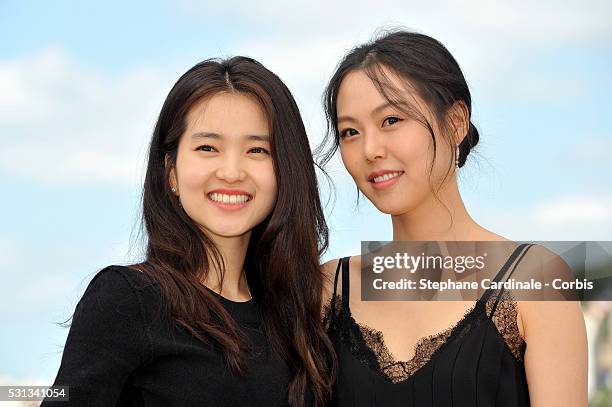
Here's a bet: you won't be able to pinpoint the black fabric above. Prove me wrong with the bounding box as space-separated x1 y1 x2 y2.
42 265 296 407
327 244 534 407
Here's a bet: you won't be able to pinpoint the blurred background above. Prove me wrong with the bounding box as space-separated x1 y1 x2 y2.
0 0 610 405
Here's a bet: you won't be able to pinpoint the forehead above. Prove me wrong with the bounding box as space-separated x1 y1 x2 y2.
185 91 269 134
336 66 426 115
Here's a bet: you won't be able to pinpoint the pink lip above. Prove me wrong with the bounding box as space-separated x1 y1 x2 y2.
367 169 404 182
207 188 253 211
208 188 252 196
368 170 404 190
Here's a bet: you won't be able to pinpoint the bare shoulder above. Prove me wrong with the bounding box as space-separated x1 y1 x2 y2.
512 244 577 335
516 246 588 406
519 300 584 327
321 255 362 305
321 258 342 305
526 243 573 277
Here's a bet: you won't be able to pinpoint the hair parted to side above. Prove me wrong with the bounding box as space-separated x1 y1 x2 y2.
131 56 336 407
316 28 480 199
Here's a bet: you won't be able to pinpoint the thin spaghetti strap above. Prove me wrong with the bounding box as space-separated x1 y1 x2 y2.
489 243 534 317
341 257 351 316
493 244 530 283
329 258 343 327
479 243 529 304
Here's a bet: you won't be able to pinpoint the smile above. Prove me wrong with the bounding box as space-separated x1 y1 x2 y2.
208 193 252 204
372 171 403 183
207 190 253 211
368 170 404 189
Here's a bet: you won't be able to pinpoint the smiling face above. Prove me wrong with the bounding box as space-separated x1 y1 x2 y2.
336 67 456 216
169 91 277 241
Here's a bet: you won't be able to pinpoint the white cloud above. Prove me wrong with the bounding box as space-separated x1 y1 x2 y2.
179 0 612 47
0 48 171 186
533 195 612 226
476 194 612 240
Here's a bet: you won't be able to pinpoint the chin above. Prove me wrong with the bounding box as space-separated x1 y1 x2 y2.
374 205 400 216
217 228 252 238
199 222 252 239
372 200 415 216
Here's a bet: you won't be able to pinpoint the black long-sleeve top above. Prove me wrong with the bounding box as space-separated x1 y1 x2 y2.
42 265 295 406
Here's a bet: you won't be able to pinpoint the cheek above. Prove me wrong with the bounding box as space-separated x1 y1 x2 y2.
339 144 363 181
393 128 433 175
255 162 277 201
424 134 454 186
179 160 212 191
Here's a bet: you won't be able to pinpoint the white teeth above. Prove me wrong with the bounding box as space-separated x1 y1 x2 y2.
208 193 251 204
373 172 402 183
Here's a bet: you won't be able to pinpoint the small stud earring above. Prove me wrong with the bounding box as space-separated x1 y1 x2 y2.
171 188 177 193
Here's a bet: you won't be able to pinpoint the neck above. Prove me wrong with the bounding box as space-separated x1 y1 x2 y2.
201 231 252 301
392 177 478 241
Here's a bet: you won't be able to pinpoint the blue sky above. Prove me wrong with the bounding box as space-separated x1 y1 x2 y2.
1 0 611 383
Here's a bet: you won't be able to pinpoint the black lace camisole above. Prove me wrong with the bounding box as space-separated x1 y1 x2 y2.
324 243 534 407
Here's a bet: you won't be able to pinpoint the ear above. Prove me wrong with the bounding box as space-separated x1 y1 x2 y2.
165 153 178 195
447 101 469 146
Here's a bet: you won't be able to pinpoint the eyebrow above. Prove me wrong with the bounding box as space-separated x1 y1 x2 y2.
191 132 270 142
337 101 395 124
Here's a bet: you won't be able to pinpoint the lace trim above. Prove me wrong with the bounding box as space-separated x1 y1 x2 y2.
323 291 526 384
486 290 526 361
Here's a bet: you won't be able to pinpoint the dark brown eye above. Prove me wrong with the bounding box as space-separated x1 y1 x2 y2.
340 128 359 138
196 145 216 152
383 117 401 126
249 147 269 154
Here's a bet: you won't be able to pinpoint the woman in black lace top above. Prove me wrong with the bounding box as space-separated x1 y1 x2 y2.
317 30 587 406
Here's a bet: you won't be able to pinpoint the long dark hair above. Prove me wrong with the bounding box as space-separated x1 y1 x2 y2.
132 56 335 406
317 29 480 199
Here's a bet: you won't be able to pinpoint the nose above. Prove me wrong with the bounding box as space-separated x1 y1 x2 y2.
215 155 247 183
363 131 387 162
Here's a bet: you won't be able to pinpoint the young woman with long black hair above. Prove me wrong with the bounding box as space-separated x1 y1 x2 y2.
43 56 335 407
318 30 587 406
